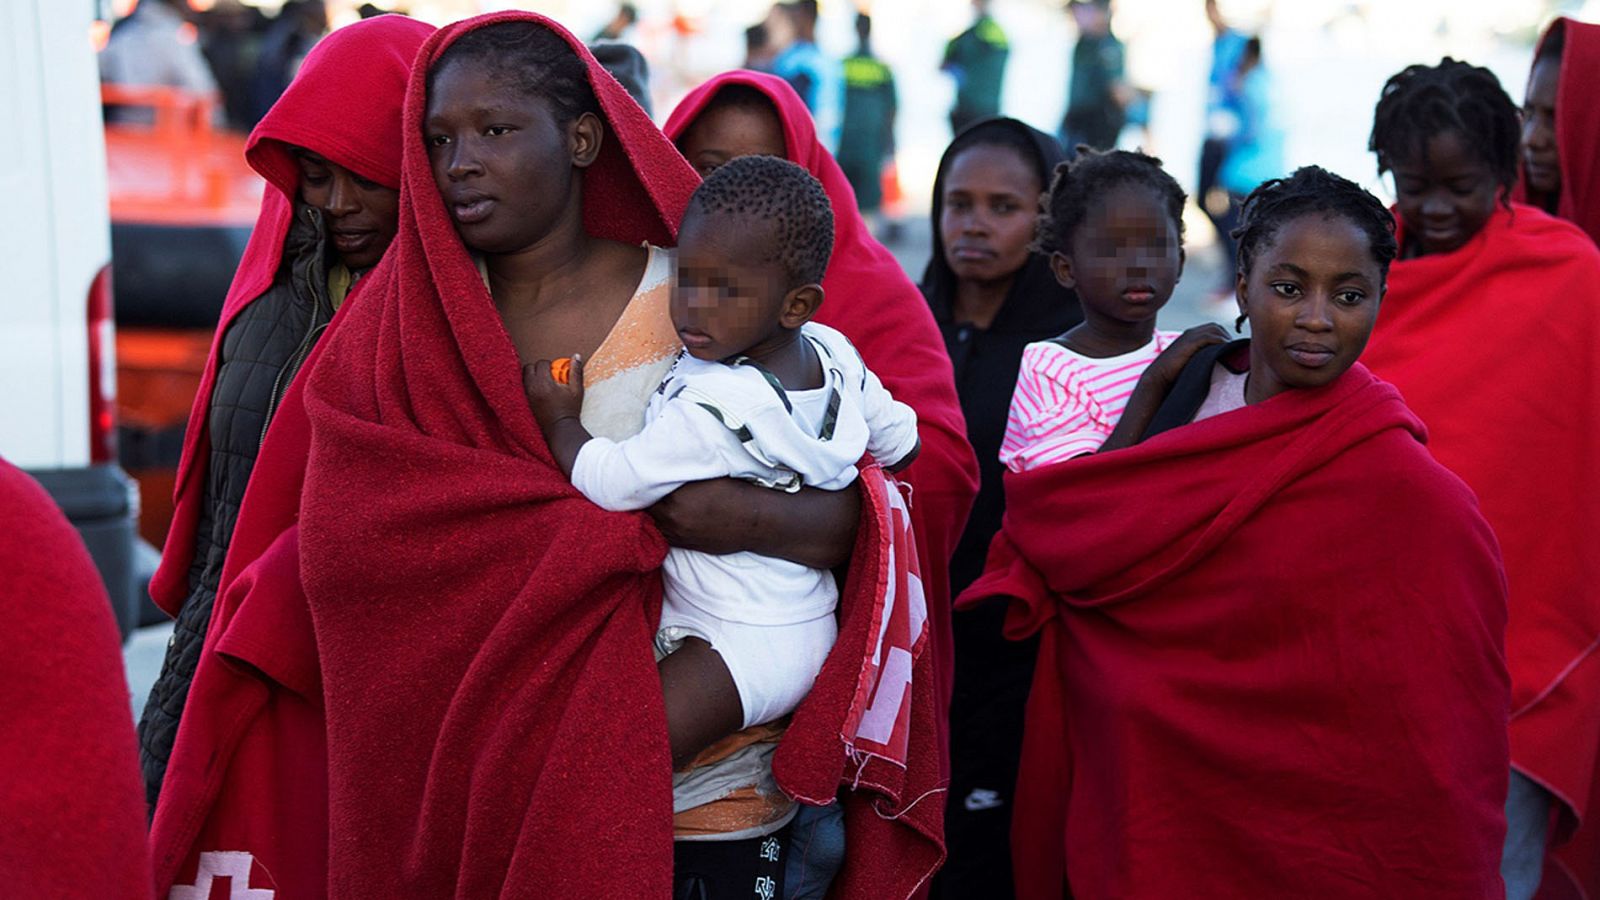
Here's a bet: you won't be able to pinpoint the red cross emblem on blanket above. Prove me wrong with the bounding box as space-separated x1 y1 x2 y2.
169 851 276 899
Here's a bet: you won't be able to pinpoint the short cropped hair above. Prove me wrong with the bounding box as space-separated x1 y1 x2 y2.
686 155 835 288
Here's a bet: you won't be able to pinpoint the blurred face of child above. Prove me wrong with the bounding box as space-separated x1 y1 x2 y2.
1388 130 1498 256
939 143 1043 287
673 210 813 362
676 99 788 178
423 59 599 256
295 150 399 271
1522 58 1561 197
1051 183 1183 330
1238 213 1383 405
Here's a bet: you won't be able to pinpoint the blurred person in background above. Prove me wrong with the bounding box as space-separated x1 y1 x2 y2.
837 13 897 232
942 0 1009 135
771 1 842 150
1519 18 1600 246
99 0 221 125
745 22 777 70
248 0 327 125
593 3 638 43
1197 0 1250 282
1206 35 1283 305
197 0 270 131
0 458 153 897
138 13 433 812
920 117 1079 900
591 42 655 117
1059 0 1129 153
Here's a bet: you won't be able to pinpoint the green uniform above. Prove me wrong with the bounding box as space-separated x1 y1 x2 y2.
943 15 1008 133
1061 31 1125 151
838 52 896 212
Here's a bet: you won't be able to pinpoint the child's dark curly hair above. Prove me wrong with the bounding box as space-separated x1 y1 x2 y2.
1232 164 1397 283
1032 147 1186 256
687 154 834 288
1369 57 1520 204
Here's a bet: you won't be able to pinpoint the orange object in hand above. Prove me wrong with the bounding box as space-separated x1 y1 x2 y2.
550 357 573 385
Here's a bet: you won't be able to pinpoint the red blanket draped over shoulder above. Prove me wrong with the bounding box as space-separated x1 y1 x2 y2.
1362 204 1600 899
959 365 1510 899
149 14 435 613
1515 18 1600 247
665 74 979 738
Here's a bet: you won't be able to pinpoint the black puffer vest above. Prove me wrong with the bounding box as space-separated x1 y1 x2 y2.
137 205 337 810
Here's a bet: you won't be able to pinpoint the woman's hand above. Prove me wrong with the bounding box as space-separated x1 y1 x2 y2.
1099 323 1229 452
647 479 861 569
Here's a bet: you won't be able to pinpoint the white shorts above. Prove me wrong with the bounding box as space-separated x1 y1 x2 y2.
656 600 837 730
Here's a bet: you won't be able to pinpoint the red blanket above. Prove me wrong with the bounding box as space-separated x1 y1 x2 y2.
959 365 1510 899
1516 18 1600 247
150 13 435 615
0 460 152 897
665 72 979 748
1362 204 1600 898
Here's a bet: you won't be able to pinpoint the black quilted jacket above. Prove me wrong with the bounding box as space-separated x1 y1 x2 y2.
137 205 335 811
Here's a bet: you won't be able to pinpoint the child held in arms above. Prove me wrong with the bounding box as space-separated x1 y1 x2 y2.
525 154 921 768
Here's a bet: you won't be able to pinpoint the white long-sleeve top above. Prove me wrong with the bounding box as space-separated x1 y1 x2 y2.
571 322 919 625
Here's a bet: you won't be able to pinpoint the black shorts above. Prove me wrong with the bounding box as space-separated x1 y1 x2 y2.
673 823 792 900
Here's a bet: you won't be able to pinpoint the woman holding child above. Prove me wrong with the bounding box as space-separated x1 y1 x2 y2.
961 164 1511 898
191 13 942 899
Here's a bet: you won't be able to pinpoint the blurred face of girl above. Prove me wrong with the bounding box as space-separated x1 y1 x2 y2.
939 143 1043 286
1238 214 1383 405
1388 130 1499 256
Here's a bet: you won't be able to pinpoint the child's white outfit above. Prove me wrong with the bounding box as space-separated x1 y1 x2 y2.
999 331 1179 471
571 322 920 728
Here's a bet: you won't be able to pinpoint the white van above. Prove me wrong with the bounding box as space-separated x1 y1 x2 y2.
0 0 140 636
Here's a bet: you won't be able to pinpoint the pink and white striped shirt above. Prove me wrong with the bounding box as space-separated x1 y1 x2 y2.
998 331 1179 472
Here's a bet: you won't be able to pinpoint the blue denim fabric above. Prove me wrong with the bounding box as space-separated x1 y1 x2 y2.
1503 769 1552 900
784 800 845 900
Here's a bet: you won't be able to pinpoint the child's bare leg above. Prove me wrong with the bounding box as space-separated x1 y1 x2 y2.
659 637 745 770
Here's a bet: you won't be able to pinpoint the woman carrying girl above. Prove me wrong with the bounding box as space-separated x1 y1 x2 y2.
920 118 1078 898
961 166 1510 899
1520 18 1600 245
1365 58 1600 900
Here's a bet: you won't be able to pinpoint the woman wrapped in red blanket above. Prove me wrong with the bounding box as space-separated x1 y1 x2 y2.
0 458 151 898
1367 58 1600 900
289 13 941 898
1518 18 1600 246
961 167 1510 899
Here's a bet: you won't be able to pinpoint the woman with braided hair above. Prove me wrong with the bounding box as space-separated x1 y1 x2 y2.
1364 56 1600 900
959 165 1510 899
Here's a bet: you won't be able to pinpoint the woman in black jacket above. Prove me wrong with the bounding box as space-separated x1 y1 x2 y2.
922 118 1080 899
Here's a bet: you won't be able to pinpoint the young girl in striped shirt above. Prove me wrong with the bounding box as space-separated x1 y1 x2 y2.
999 148 1200 469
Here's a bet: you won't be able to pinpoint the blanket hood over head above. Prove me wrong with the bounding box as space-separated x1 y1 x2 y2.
151 13 435 611
1517 17 1600 246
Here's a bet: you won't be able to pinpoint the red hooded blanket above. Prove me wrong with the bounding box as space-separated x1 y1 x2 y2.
0 460 152 898
157 12 942 897
959 365 1510 899
150 13 435 613
148 16 434 897
664 71 979 741
1516 18 1600 247
1362 204 1600 899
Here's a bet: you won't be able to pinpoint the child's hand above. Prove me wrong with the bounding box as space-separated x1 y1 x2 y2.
1145 323 1230 387
523 354 585 433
